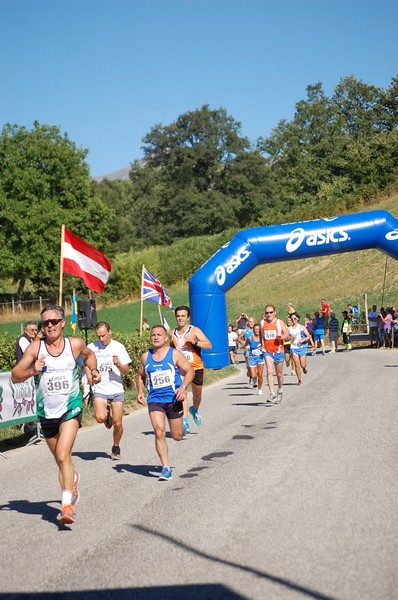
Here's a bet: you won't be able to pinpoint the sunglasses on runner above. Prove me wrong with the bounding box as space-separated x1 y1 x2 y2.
265 311 274 314
41 318 63 327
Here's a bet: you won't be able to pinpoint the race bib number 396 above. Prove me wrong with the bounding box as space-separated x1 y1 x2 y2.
44 374 71 395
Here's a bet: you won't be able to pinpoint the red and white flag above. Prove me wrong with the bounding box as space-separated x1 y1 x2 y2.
62 227 112 293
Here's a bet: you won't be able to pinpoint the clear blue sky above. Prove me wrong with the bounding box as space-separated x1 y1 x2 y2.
1 0 397 177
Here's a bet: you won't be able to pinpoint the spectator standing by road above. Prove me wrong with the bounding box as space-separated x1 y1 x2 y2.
15 320 42 436
328 312 339 353
11 305 100 525
15 321 41 363
313 311 326 355
392 307 398 348
379 308 393 349
341 311 352 351
286 303 296 315
227 324 238 365
85 322 132 460
304 313 315 354
321 299 330 334
368 305 379 348
235 312 248 346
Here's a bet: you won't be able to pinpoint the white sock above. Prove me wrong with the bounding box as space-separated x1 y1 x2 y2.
62 491 72 506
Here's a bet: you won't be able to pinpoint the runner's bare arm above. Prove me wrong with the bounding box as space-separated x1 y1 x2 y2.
136 353 148 405
11 340 43 383
280 321 290 342
173 350 195 401
186 326 212 350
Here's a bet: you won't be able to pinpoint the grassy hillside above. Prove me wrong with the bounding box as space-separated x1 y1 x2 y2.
1 194 397 337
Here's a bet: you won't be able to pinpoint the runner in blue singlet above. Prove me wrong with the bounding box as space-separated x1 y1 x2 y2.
136 325 195 480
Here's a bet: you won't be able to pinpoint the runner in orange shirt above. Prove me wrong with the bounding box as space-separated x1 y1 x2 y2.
170 305 212 434
261 304 289 404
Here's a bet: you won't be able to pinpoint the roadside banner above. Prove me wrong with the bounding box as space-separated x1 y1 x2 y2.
0 372 37 429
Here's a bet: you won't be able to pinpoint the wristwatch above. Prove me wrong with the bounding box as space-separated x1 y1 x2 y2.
182 385 188 390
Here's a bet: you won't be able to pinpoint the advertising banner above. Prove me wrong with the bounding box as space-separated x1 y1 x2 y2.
0 372 37 429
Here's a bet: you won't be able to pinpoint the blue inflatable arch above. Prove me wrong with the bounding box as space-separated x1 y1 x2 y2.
189 210 398 369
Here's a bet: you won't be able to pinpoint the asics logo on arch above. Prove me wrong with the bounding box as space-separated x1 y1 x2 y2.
286 227 350 253
385 228 398 241
215 247 251 286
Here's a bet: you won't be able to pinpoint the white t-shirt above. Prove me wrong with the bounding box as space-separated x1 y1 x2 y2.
228 331 238 347
368 310 379 328
18 336 31 354
88 339 131 395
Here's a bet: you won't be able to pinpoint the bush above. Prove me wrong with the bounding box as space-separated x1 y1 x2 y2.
0 331 151 387
0 333 17 371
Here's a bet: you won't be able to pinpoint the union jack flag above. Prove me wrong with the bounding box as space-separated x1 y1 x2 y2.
142 267 173 308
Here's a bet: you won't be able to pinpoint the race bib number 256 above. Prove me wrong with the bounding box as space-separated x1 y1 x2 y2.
151 369 172 389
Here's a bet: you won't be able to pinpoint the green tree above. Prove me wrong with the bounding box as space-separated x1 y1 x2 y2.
332 75 382 138
91 178 136 253
0 122 113 295
378 75 398 132
141 104 249 192
130 105 252 245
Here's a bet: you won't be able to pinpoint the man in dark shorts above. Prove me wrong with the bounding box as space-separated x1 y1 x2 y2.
136 325 194 480
169 305 212 435
11 305 100 525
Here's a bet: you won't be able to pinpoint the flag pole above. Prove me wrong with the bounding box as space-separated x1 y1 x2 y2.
158 304 162 325
59 225 65 306
140 264 144 335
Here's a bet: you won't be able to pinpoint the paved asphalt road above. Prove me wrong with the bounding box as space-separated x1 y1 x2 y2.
1 347 397 600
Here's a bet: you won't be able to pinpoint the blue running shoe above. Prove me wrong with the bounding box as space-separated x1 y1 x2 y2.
183 417 190 436
189 406 202 426
159 466 172 481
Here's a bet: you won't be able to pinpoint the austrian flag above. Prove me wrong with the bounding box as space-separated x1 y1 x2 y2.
62 227 112 293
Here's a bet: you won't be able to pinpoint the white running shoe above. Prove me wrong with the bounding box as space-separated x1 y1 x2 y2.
258 388 263 395
276 389 283 403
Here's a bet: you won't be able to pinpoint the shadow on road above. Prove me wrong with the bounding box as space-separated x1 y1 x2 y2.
0 585 245 599
230 401 267 406
0 498 61 527
72 451 110 461
112 463 160 478
133 524 337 600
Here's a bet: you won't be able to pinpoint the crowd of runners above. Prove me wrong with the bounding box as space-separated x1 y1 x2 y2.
10 298 397 527
228 299 398 396
11 304 211 526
